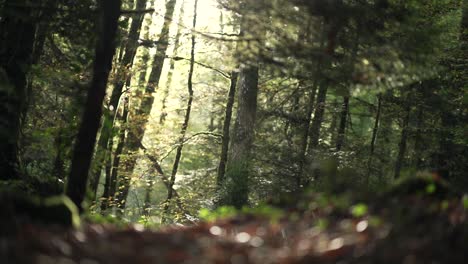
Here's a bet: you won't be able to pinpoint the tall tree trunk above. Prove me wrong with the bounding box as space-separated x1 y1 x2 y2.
413 108 424 169
216 72 238 187
53 126 66 180
220 65 259 208
163 0 198 219
0 0 38 179
114 0 179 212
89 0 147 198
335 96 349 151
66 0 121 212
160 0 185 125
136 0 154 89
394 104 411 179
366 94 382 183
296 84 318 188
101 97 130 212
146 0 177 91
308 82 328 151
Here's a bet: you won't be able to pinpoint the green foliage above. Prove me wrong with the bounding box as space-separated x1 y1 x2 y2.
199 204 284 222
350 203 368 218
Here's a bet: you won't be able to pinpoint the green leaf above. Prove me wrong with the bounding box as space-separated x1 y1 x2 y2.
351 203 368 217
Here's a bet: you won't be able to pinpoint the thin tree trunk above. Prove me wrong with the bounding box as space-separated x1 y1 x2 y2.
53 126 66 180
100 135 114 211
413 108 424 169
216 72 238 187
335 96 349 151
366 94 382 183
308 82 328 150
163 0 198 219
142 148 189 217
101 97 130 211
90 0 147 198
394 104 411 179
307 20 339 152
296 84 318 188
66 0 121 212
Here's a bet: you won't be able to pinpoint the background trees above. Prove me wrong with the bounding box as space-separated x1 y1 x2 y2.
0 0 466 224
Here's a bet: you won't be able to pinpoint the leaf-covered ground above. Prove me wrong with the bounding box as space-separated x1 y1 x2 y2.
2 185 468 264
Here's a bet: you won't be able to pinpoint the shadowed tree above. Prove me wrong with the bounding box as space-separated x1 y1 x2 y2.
0 0 38 179
66 0 121 211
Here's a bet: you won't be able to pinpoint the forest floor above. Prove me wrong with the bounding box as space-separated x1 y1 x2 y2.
2 181 468 264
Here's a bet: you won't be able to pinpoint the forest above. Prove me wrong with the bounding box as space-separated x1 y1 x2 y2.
0 0 467 263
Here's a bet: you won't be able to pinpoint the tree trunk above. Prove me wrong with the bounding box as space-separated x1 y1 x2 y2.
113 0 179 213
66 0 121 212
136 0 155 89
0 0 38 180
366 94 382 183
160 0 185 125
308 82 328 151
146 0 177 92
219 65 259 208
216 72 238 187
296 84 318 188
413 108 424 169
394 104 411 179
90 0 147 198
53 126 66 180
101 97 130 212
335 96 349 151
163 0 198 219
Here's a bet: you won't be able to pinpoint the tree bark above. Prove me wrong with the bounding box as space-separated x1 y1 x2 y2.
216 72 238 187
66 0 121 212
219 65 259 208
